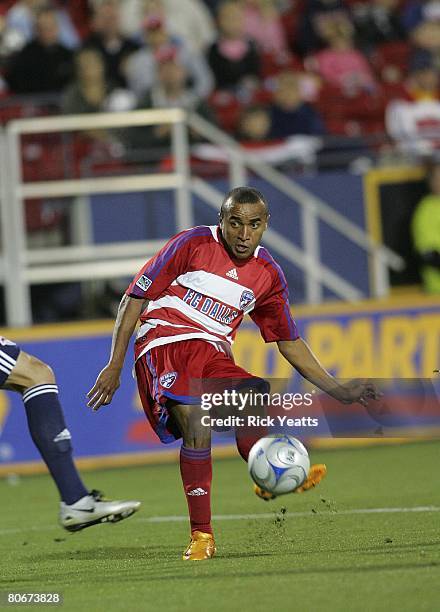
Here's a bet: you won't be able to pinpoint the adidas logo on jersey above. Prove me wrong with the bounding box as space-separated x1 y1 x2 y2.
226 268 238 280
187 488 208 496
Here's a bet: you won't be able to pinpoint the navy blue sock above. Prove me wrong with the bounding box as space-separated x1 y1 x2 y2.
23 384 88 505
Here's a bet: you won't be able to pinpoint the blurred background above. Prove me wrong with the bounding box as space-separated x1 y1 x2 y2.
0 0 439 472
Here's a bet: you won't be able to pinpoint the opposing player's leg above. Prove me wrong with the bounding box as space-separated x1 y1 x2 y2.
167 402 216 561
4 349 89 505
2 343 140 530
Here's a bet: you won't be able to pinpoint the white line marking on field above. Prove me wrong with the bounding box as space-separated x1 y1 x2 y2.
0 506 439 536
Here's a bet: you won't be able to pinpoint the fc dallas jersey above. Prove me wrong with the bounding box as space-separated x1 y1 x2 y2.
126 225 299 359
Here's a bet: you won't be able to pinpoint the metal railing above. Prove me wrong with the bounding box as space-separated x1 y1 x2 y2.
188 113 404 301
1 108 191 325
0 108 404 326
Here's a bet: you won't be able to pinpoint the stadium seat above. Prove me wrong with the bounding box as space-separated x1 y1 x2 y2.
21 135 66 182
66 0 90 39
208 91 243 133
371 41 412 83
25 199 64 234
280 0 305 46
0 1 16 16
313 83 387 136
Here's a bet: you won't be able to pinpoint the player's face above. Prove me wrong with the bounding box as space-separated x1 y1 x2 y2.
220 202 269 260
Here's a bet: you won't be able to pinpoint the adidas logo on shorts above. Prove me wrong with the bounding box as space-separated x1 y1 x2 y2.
187 488 208 496
226 268 238 280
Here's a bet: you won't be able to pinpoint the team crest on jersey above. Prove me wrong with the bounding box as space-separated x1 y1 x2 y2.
135 274 152 292
160 371 178 389
239 290 255 310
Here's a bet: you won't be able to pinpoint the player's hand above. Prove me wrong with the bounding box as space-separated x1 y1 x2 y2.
87 364 122 411
337 379 381 407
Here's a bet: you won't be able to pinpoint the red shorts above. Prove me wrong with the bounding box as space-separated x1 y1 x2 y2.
134 339 266 444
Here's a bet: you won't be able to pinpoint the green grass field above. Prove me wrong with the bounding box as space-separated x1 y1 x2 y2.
1 441 439 612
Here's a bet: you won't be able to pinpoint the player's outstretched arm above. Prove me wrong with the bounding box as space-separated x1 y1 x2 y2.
277 338 378 406
87 295 146 411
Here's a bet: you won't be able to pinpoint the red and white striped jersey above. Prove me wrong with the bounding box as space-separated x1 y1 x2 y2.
126 225 299 359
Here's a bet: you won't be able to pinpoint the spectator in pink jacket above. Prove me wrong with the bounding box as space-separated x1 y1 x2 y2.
242 0 289 55
208 0 261 92
307 11 377 94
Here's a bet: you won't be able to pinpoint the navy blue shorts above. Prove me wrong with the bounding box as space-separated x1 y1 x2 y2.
0 337 20 386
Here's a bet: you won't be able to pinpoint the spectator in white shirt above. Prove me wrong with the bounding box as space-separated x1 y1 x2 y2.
97 0 216 53
124 13 213 101
4 0 79 53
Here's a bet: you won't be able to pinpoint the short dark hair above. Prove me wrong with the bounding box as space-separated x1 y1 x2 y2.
220 186 269 216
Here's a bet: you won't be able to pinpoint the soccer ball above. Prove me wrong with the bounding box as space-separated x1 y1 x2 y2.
248 434 310 495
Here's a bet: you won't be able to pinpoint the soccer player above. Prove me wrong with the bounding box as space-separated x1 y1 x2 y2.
88 186 378 560
0 337 140 531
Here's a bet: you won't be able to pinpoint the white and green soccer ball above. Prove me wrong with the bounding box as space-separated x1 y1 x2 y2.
248 434 310 495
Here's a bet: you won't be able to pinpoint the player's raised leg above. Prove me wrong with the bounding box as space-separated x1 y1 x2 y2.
240 434 327 499
168 402 216 561
2 343 140 531
232 387 327 500
237 428 327 500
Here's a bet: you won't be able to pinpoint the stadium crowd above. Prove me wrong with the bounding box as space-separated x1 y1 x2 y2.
0 1 438 320
0 0 440 155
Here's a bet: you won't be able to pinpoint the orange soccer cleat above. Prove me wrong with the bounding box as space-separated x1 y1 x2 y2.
295 463 327 493
254 463 327 500
182 530 216 561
